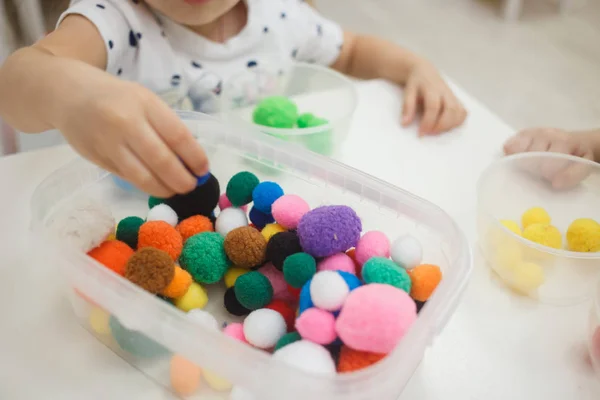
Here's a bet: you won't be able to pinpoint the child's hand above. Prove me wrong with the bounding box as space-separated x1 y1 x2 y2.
56 77 209 198
401 62 467 135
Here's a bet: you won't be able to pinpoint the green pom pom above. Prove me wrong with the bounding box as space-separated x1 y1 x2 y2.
297 113 328 128
109 316 168 358
275 331 302 351
283 252 316 288
116 216 145 249
234 271 273 310
148 196 166 209
226 171 260 207
180 232 231 284
362 257 412 293
253 96 298 128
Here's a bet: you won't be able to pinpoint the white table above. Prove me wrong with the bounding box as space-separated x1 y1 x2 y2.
0 80 598 400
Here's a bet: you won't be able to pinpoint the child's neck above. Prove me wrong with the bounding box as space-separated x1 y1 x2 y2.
188 1 248 43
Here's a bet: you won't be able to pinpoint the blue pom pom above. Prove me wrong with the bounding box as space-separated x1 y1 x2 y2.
252 181 284 213
249 206 274 229
111 174 138 192
337 271 362 292
196 172 211 186
298 278 314 315
109 316 168 358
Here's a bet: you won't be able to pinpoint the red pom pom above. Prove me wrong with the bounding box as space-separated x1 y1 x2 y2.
287 284 301 301
346 248 362 278
265 300 295 332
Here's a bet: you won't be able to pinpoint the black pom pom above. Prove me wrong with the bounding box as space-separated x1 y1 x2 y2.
165 173 220 220
266 231 302 270
326 343 342 365
415 300 426 314
224 287 250 317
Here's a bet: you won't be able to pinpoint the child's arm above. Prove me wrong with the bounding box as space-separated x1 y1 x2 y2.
331 32 467 135
0 16 207 198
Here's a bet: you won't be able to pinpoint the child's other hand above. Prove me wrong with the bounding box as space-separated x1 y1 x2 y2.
401 62 467 135
57 78 208 198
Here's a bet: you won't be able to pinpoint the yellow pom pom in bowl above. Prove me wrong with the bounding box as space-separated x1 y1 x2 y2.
522 223 562 249
567 218 600 253
521 207 551 229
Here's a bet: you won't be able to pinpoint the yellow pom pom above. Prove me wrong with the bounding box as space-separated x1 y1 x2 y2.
500 220 522 236
224 267 249 288
566 218 600 252
106 233 117 241
203 369 233 391
89 307 111 335
261 223 286 242
174 282 208 312
521 207 551 229
523 223 562 249
510 262 545 293
493 241 522 271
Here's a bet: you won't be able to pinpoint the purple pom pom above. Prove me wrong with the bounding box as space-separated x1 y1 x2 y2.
297 205 362 258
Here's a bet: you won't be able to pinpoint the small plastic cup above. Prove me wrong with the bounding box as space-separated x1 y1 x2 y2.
477 152 600 305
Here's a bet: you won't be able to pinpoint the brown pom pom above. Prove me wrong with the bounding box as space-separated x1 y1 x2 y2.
337 345 386 373
138 221 183 261
125 248 175 293
176 215 214 242
224 226 267 268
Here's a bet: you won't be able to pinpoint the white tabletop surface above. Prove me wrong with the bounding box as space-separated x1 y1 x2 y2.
0 79 599 400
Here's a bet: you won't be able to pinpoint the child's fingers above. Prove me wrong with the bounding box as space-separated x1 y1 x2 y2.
551 153 594 189
504 134 532 155
401 82 418 126
112 146 174 198
419 92 442 135
528 137 550 153
431 97 463 134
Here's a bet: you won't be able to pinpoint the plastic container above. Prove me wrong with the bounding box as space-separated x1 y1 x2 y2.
477 152 600 306
220 62 358 156
30 112 470 400
589 278 600 377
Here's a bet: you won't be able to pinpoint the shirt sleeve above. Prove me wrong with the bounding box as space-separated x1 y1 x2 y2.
57 0 135 75
287 2 344 66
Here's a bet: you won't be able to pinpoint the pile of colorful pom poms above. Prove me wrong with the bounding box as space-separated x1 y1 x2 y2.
82 170 443 397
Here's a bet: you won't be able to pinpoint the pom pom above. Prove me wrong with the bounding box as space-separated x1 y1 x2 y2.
176 215 213 242
409 264 442 301
187 309 219 330
362 257 412 293
174 282 208 311
266 300 296 332
355 231 390 265
501 220 522 236
88 240 134 276
147 204 178 227
523 223 562 249
125 248 175 293
170 354 202 396
252 96 298 128
148 196 165 209
161 265 193 298
298 279 314 315
415 300 426 313
165 173 220 220
297 205 362 258
522 207 551 229
249 207 274 230
346 248 362 277
297 113 328 128
244 309 287 349
88 307 111 335
510 261 545 293
138 220 183 261
226 171 260 207
219 193 248 212
252 181 284 214
180 232 230 284
224 267 249 288
224 226 267 268
271 195 310 229
266 231 302 270
261 223 286 242
336 284 417 354
223 322 248 342
216 207 249 236
566 218 600 252
110 315 168 358
203 370 233 392
272 340 336 376
390 235 423 271
337 346 386 373
317 253 356 275
259 263 295 302
283 252 317 288
310 271 350 311
116 216 144 249
224 287 251 316
234 271 274 310
287 284 301 301
296 308 337 345
275 331 302 351
337 270 362 292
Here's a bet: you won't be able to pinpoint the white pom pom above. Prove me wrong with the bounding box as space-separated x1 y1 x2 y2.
391 235 423 270
187 309 219 330
215 208 248 236
146 204 178 226
273 340 336 376
243 309 286 349
310 271 349 311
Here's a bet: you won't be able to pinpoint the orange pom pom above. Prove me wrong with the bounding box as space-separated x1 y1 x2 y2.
346 248 361 278
138 220 183 261
176 215 214 242
88 240 134 276
162 265 193 298
170 354 202 396
409 264 442 302
337 345 386 373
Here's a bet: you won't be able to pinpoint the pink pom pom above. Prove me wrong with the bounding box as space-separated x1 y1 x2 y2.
223 323 248 343
272 195 310 230
219 194 247 212
259 263 295 303
296 308 337 345
317 253 356 275
335 284 416 354
354 231 390 266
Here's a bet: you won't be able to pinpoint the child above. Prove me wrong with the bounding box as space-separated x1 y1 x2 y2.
0 0 467 197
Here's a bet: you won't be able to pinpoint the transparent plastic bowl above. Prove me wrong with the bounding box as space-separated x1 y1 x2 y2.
30 112 470 400
220 62 357 156
589 279 600 377
477 152 600 305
